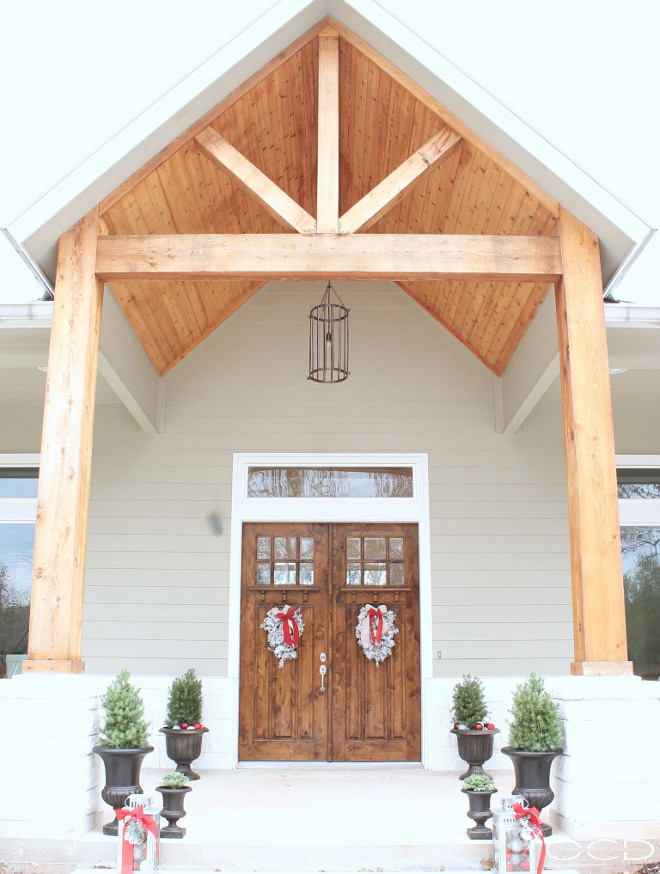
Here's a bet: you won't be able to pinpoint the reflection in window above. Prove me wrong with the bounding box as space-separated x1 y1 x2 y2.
247 467 413 498
0 523 34 678
617 469 660 499
621 526 660 679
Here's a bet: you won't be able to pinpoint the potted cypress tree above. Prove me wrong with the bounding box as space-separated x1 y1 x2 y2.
160 668 208 780
461 773 497 840
93 670 154 835
501 672 564 836
450 675 499 778
156 771 192 838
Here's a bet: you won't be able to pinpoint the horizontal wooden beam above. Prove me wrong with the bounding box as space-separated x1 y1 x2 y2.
96 234 562 282
338 127 462 234
195 128 317 234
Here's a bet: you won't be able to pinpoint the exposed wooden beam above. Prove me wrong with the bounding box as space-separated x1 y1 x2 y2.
23 208 104 674
556 207 632 676
317 31 339 233
329 17 559 218
96 234 561 282
195 128 317 233
338 127 462 234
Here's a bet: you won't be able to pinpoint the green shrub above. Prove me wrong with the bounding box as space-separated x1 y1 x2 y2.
166 668 203 726
160 771 190 788
452 675 488 728
462 773 496 792
98 669 149 749
508 672 564 752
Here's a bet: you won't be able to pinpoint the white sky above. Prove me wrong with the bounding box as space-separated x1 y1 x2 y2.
0 0 658 305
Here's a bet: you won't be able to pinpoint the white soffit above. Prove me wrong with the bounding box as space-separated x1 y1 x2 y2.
8 0 650 285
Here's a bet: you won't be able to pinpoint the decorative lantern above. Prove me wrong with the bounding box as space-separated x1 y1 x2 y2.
491 795 543 874
308 281 349 383
116 793 160 874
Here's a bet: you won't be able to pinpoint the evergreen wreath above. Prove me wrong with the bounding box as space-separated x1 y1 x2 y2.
261 605 304 668
355 604 398 666
124 816 147 845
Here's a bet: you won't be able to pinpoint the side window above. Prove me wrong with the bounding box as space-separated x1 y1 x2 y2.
618 467 660 680
0 466 38 678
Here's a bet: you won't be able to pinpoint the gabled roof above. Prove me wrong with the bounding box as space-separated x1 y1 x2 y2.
6 0 650 377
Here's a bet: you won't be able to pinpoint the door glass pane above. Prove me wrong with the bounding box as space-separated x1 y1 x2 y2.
273 562 297 586
346 563 361 586
274 537 297 559
256 562 271 585
364 537 386 560
299 563 314 586
300 537 314 559
257 537 271 559
0 469 39 498
389 563 404 586
247 466 413 498
622 526 660 678
364 562 387 587
389 537 404 560
0 523 34 678
346 537 361 560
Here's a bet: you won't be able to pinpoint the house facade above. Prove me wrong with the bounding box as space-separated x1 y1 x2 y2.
1 0 659 847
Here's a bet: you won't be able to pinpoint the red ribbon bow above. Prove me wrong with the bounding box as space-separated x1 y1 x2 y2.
116 805 159 874
367 607 384 646
513 803 546 874
276 608 300 647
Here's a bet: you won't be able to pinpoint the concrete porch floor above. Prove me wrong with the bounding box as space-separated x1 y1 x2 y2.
29 766 580 874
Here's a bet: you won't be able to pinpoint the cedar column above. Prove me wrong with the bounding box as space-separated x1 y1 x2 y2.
556 207 632 675
23 208 103 673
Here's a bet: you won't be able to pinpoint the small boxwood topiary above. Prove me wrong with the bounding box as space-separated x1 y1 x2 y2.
462 773 496 792
452 675 488 728
508 672 564 752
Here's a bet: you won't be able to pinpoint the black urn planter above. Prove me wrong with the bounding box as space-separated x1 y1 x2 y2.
501 747 563 837
157 784 192 838
160 727 208 780
93 745 154 835
451 728 499 779
462 788 496 840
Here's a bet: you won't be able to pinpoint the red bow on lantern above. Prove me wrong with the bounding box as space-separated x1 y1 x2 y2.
116 805 158 874
276 607 300 647
367 606 384 646
513 803 546 874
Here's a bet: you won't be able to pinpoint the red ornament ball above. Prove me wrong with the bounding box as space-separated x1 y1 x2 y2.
193 722 202 729
453 722 459 729
506 863 514 872
520 861 530 871
181 722 189 729
474 722 483 730
486 722 496 730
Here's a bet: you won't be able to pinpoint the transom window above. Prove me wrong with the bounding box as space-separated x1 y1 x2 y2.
247 466 413 499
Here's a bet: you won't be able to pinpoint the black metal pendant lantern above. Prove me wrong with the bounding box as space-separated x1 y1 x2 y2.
308 281 350 383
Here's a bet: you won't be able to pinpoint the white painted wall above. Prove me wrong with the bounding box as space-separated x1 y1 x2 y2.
80 280 573 678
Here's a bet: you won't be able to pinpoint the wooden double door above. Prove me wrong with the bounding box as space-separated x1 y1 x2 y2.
239 522 421 762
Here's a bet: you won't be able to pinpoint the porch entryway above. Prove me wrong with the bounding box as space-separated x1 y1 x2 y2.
239 522 421 762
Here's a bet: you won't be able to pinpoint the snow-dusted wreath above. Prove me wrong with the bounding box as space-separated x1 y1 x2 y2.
261 605 305 668
355 604 398 666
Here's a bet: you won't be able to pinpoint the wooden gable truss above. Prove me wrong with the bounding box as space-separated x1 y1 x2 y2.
23 20 630 678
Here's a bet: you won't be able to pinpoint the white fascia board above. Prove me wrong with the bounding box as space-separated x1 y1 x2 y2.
605 304 660 328
0 302 53 329
8 0 325 280
329 0 650 281
496 289 559 435
98 286 164 434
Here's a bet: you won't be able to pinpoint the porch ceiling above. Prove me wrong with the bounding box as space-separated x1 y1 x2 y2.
98 22 558 376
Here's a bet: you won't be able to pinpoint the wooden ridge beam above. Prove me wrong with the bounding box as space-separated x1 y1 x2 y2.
317 30 339 232
96 234 562 282
338 127 463 234
195 127 317 233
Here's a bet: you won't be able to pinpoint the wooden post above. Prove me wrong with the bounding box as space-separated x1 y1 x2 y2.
555 207 632 676
23 208 104 673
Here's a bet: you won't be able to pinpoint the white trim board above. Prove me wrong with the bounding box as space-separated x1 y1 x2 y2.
228 451 432 766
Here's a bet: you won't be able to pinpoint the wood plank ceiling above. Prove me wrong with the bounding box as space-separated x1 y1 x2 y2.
100 23 558 376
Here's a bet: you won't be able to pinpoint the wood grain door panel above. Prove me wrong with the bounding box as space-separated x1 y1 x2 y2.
239 522 420 762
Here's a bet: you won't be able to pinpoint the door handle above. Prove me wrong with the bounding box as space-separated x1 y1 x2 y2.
319 652 327 692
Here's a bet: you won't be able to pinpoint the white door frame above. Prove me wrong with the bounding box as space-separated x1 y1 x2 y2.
228 452 432 765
